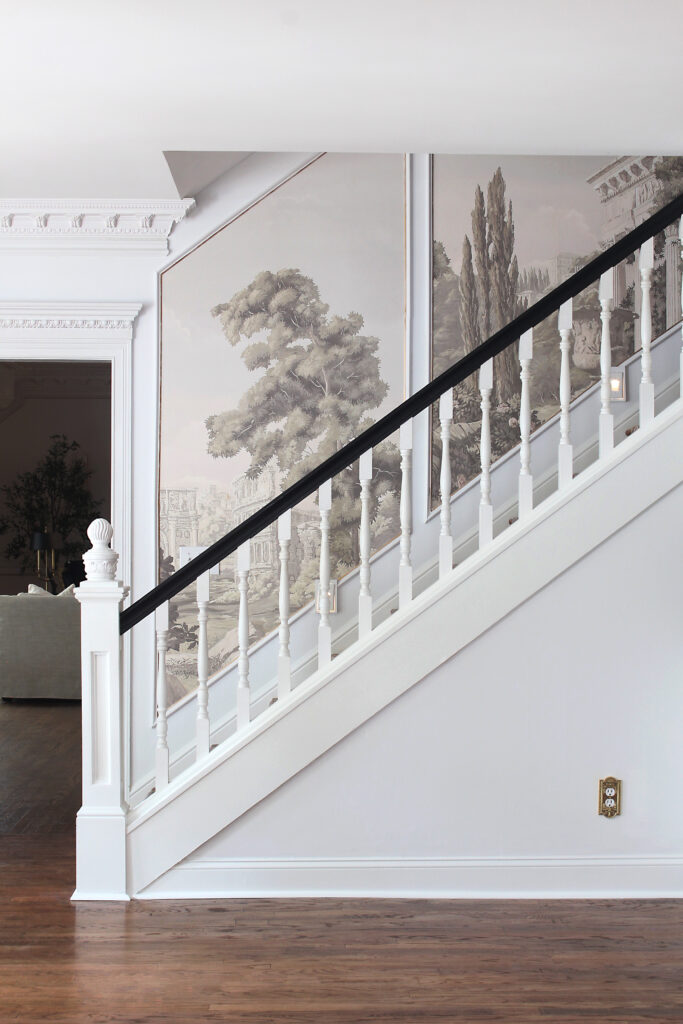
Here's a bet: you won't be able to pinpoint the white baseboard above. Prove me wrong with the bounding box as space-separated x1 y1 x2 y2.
139 854 683 899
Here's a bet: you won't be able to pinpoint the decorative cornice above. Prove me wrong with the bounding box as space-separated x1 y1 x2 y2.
587 156 661 203
0 199 194 253
0 302 142 331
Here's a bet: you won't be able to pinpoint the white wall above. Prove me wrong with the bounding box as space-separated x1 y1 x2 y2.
168 481 683 895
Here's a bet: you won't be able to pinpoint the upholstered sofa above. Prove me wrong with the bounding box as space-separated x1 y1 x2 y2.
0 585 81 699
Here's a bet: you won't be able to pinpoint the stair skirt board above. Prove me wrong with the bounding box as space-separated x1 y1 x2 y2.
140 856 683 900
124 402 683 896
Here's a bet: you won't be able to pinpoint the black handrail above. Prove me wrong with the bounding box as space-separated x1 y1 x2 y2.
120 190 683 634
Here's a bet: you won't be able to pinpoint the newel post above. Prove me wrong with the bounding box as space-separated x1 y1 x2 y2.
72 519 130 901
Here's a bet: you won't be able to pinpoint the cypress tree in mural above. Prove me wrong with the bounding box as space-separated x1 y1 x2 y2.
468 169 523 405
487 167 522 403
471 185 491 342
206 268 398 570
458 235 481 397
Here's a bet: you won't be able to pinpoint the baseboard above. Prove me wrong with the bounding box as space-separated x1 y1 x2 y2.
139 854 683 899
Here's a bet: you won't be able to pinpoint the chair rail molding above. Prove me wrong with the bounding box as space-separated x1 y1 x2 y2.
0 199 195 253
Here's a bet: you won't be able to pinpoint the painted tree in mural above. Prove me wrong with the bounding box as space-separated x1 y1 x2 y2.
432 240 461 377
207 268 399 573
468 168 523 405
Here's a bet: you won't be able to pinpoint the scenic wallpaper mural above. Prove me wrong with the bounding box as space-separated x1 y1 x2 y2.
429 154 683 508
159 154 406 703
159 152 682 706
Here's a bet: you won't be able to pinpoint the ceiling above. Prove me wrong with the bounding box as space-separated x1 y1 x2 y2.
1 0 681 199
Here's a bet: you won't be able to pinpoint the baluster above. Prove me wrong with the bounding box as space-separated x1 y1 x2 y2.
318 479 332 668
154 602 170 789
478 359 493 547
195 569 210 759
639 237 655 426
557 299 573 489
439 388 453 578
277 510 291 699
236 542 250 730
399 419 413 608
518 328 533 520
358 450 373 639
599 270 615 457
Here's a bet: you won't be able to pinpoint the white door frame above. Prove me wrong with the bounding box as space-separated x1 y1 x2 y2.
0 301 139 584
0 301 140 795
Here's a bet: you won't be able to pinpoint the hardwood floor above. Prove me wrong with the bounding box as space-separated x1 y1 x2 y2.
0 698 81 834
0 700 681 1022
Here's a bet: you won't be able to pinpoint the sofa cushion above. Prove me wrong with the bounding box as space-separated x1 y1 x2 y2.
0 586 81 699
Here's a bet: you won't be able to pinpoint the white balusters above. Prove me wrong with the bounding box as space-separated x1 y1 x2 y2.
318 479 332 668
236 541 250 730
399 419 413 609
599 270 615 458
358 450 373 639
478 359 493 547
557 299 573 489
195 569 210 759
277 510 291 699
518 328 534 520
439 389 453 577
154 601 170 790
639 237 655 426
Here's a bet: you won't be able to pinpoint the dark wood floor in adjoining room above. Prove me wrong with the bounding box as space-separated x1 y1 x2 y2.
1 699 681 1023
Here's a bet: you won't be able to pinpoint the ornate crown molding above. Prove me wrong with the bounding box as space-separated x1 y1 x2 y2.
0 302 142 331
0 199 194 253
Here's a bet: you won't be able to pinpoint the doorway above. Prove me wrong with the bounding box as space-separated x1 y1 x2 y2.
0 359 111 836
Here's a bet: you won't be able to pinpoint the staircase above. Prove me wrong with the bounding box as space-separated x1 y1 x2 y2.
72 196 683 901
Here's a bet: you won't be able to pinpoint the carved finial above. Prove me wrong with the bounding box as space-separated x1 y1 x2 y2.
83 518 118 581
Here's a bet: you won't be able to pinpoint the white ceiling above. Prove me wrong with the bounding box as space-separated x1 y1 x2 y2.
1 0 681 199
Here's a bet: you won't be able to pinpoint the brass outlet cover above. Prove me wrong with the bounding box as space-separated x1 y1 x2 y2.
599 777 621 817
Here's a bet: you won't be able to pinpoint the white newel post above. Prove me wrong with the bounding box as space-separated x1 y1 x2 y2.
358 449 373 639
398 419 413 609
557 299 574 490
599 270 614 457
154 602 170 791
277 510 292 699
195 570 211 759
318 479 332 668
236 542 251 730
72 519 129 901
439 389 453 578
478 359 493 547
518 328 534 520
639 237 655 426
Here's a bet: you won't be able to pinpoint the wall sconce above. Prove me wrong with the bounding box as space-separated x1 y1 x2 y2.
315 578 338 613
609 366 626 402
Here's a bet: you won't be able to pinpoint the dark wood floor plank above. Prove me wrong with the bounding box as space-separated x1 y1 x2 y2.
1 699 681 1022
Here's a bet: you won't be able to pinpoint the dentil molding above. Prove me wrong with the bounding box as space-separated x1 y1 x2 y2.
0 302 142 331
0 199 195 253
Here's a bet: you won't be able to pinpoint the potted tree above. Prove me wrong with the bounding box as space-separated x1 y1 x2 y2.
0 434 103 592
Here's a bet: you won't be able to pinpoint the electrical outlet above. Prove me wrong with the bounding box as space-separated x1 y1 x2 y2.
599 777 621 818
